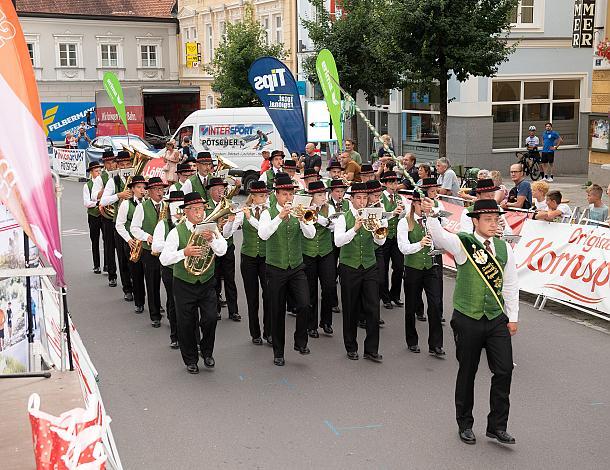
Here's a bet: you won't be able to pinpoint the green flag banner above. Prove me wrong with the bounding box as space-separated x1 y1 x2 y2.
315 49 343 150
102 71 128 131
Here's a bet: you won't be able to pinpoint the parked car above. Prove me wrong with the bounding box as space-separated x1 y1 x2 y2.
85 134 159 163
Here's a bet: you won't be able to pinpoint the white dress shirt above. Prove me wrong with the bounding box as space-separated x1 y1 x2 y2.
181 173 208 195
168 179 188 193
159 219 227 267
82 181 98 209
90 173 106 200
258 203 316 240
100 174 127 207
223 203 268 236
258 167 280 182
426 217 519 322
115 197 141 243
131 199 164 242
152 220 168 254
334 207 386 247
397 217 427 255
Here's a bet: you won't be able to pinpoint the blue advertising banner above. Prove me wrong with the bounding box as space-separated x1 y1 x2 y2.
248 57 306 154
41 102 96 143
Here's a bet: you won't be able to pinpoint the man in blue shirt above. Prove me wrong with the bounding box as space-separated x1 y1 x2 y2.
76 128 91 150
541 122 563 183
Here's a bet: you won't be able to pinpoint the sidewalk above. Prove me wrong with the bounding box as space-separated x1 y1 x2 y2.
544 174 590 207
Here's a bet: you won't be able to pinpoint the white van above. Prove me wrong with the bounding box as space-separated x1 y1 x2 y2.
171 107 284 191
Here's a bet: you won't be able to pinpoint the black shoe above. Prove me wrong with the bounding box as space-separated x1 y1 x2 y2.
103 266 108 273
229 313 241 322
124 292 134 301
416 314 427 322
109 279 117 287
160 306 165 313
216 313 222 321
378 318 385 326
440 317 446 323
459 429 476 445
321 324 333 336
134 305 144 314
429 347 446 358
287 308 297 317
294 345 311 355
408 345 421 353
357 320 367 329
170 340 179 349
307 329 319 338
391 298 404 306
187 364 199 374
486 430 515 444
203 356 215 368
252 337 263 345
151 320 161 328
331 306 340 313
363 352 383 363
347 351 359 360
219 298 227 307
93 267 101 274
383 302 393 309
274 357 285 366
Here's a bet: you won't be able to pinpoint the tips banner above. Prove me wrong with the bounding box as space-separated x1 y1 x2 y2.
102 72 128 132
248 57 306 154
316 49 343 151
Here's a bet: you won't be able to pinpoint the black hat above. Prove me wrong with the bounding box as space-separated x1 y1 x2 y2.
466 199 506 217
177 163 193 174
380 171 399 182
274 171 289 180
283 159 297 169
328 179 349 190
184 155 196 164
102 149 115 160
419 178 439 189
167 191 184 202
360 164 374 175
303 168 319 178
249 181 270 193
349 182 369 194
206 177 228 189
146 177 168 189
116 150 131 162
308 181 327 193
327 161 342 171
398 188 419 200
180 191 206 209
475 178 500 193
127 175 146 188
87 161 103 172
273 174 297 190
365 179 383 193
196 151 213 162
270 150 285 160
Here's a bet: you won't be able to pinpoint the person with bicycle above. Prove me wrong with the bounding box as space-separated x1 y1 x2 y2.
525 126 540 157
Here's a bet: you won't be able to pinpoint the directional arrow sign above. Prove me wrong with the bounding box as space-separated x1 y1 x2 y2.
306 101 337 142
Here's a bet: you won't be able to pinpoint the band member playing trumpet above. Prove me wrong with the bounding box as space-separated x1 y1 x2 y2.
334 182 386 362
131 177 169 327
259 150 285 189
152 191 184 349
327 179 350 313
258 174 316 366
422 198 519 446
181 152 214 199
224 181 271 345
91 149 117 279
115 175 147 314
160 192 228 374
366 179 387 327
83 161 105 274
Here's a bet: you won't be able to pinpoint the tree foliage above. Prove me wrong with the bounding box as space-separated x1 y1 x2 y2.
209 3 287 108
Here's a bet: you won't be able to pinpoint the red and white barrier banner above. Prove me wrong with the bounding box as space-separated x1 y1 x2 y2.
141 157 165 180
514 220 610 315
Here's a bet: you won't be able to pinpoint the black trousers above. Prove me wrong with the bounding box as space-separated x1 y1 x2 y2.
161 265 177 342
87 214 103 269
141 249 161 321
304 253 336 329
101 217 117 280
381 236 404 303
339 264 380 354
266 264 309 358
215 244 238 316
450 311 513 432
414 262 444 317
403 266 443 349
173 277 217 365
121 238 145 306
332 243 340 307
114 230 132 294
240 254 270 340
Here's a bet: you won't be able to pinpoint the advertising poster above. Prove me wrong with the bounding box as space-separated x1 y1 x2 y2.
41 102 96 144
198 123 275 160
591 117 609 151
52 148 87 178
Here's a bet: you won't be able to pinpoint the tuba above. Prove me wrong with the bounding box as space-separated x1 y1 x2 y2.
215 155 240 198
358 208 388 239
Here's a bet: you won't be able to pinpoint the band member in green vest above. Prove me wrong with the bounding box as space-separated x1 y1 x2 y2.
360 164 375 183
131 177 169 327
160 192 228 374
101 150 134 298
365 179 388 327
152 191 184 349
300 168 320 195
324 161 343 187
303 180 336 338
334 182 386 362
423 198 519 446
460 179 513 236
83 161 104 274
397 190 445 357
281 159 298 184
169 163 195 193
181 151 214 199
224 181 271 345
92 150 117 283
327 179 350 313
258 174 316 366
116 175 147 313
379 171 406 310
205 177 241 322
258 150 285 189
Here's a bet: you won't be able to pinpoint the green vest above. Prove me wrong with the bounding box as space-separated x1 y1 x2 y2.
119 199 137 235
173 181 183 191
172 222 215 284
265 169 275 189
189 174 208 200
339 210 377 269
265 205 303 269
112 175 125 222
206 199 233 247
404 222 434 270
302 220 333 258
86 180 100 217
241 213 266 258
381 192 399 239
329 198 349 213
454 233 508 320
466 204 474 213
141 199 162 251
101 170 110 186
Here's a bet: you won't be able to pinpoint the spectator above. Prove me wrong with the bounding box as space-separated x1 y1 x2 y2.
525 125 540 156
436 157 460 197
417 163 432 185
400 153 419 186
162 139 182 184
586 184 608 223
491 170 509 205
301 143 322 173
502 163 532 210
260 150 271 174
531 180 550 211
75 127 91 149
535 190 572 222
460 169 491 201
181 137 194 159
64 131 74 148
340 151 361 182
377 134 394 159
344 139 362 165
541 122 563 182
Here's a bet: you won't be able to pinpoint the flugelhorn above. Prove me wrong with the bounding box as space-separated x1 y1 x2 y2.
290 205 318 224
357 208 388 239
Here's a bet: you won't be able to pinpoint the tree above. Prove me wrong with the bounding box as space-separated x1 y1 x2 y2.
384 0 518 158
208 3 287 108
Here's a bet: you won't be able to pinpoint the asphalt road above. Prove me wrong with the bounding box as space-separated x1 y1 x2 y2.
60 179 610 469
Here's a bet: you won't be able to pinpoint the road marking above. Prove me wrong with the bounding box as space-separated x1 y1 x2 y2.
239 374 245 381
325 420 383 436
62 228 89 237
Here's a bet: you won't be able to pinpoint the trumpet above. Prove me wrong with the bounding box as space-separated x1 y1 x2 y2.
357 208 388 239
290 204 318 224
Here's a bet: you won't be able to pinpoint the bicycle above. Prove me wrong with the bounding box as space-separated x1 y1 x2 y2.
515 149 542 181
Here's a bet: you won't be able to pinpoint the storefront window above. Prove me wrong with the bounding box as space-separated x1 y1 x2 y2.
402 85 440 159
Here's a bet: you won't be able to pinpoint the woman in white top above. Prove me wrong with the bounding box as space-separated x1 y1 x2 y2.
163 139 182 184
